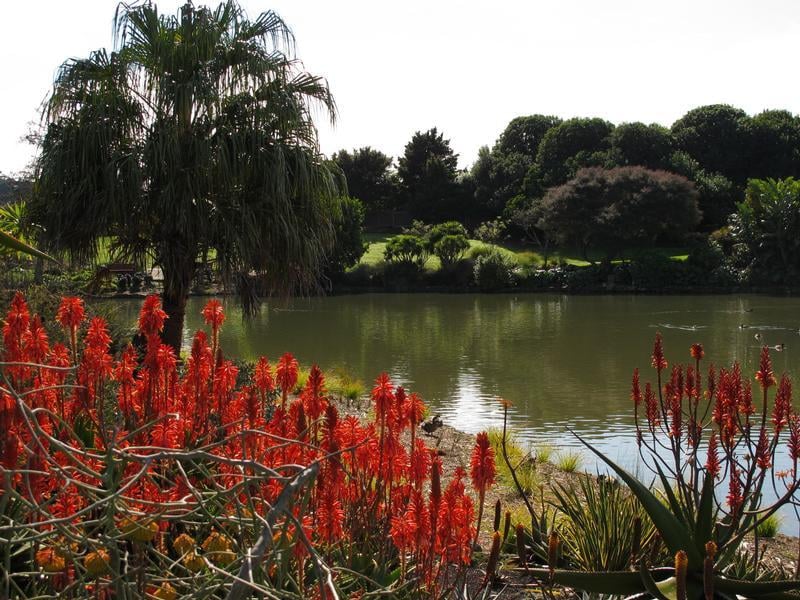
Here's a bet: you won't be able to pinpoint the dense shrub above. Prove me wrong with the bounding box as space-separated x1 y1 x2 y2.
427 221 468 247
383 233 429 269
433 234 470 268
473 249 518 290
728 178 800 285
472 218 507 244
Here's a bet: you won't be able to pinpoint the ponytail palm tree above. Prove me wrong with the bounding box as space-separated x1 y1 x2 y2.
31 1 340 351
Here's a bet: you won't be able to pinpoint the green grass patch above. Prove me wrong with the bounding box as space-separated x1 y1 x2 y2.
555 451 583 473
487 428 538 494
756 514 780 538
359 232 688 271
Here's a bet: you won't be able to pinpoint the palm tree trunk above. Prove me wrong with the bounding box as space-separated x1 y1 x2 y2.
161 254 196 355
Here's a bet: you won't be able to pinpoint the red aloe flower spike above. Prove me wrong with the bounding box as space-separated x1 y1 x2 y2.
644 382 660 431
301 364 327 423
56 296 85 331
56 296 84 362
276 352 299 406
393 385 407 430
201 299 225 357
138 294 167 338
685 366 696 400
706 364 716 400
371 372 394 425
705 433 720 479
788 414 800 470
322 403 339 451
755 346 776 390
631 368 642 409
690 343 704 361
727 464 743 517
24 315 49 365
470 431 496 546
669 387 682 441
755 427 772 470
652 332 668 373
254 356 274 401
773 375 792 434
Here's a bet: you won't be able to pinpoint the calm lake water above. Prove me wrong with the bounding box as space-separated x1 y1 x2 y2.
115 292 800 529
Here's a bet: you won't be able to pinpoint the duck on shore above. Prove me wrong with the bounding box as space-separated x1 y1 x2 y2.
421 414 444 436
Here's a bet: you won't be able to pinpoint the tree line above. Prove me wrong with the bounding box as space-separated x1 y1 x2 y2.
334 105 800 233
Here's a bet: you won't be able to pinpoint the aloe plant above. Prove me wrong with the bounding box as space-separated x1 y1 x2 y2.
511 336 800 599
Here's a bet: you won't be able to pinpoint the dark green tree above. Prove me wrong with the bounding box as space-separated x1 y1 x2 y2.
397 128 459 221
537 166 700 261
31 1 340 352
748 110 800 180
671 104 752 182
535 117 615 187
609 122 674 169
332 147 396 213
469 115 562 217
326 197 367 276
692 170 738 230
495 115 562 157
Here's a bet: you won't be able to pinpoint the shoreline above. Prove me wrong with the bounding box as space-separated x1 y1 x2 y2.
90 284 800 301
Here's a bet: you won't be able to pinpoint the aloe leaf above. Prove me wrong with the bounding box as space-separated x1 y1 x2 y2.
0 230 59 263
694 470 715 548
572 430 703 568
714 576 800 596
639 560 673 600
655 461 692 525
526 568 647 595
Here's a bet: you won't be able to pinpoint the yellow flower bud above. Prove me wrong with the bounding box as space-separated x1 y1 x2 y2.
182 551 206 573
172 533 195 556
84 549 111 577
119 516 159 543
35 548 65 573
151 581 177 600
202 531 235 566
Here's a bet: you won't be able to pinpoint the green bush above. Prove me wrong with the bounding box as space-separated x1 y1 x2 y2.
383 234 429 269
472 218 507 244
432 234 469 268
473 249 518 291
427 221 467 248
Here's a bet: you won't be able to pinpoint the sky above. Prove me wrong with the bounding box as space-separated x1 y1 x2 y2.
2 0 800 175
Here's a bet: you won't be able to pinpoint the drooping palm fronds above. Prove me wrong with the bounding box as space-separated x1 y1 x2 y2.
32 0 340 350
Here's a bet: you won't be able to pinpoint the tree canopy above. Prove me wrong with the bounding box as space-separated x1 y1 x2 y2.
536 166 700 261
671 104 751 183
332 147 396 212
396 128 460 221
31 1 340 350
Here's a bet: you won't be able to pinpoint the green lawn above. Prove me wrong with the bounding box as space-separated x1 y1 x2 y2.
359 233 689 270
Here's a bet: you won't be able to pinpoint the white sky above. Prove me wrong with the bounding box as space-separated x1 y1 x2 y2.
2 0 799 174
